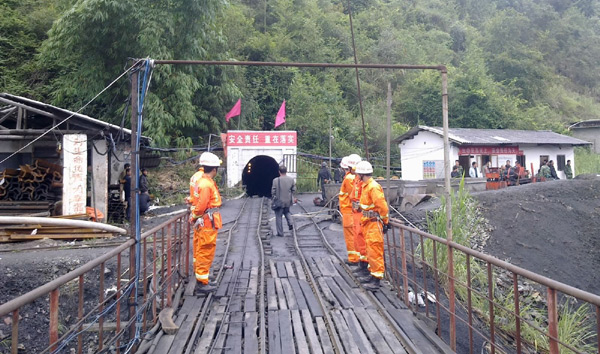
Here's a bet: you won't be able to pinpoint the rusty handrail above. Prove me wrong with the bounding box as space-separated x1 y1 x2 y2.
389 219 600 306
0 239 134 317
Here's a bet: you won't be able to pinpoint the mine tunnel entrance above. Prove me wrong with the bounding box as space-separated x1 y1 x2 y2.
242 155 280 197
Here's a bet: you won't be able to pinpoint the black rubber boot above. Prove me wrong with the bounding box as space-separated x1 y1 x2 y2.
196 282 217 294
352 262 369 277
363 278 381 291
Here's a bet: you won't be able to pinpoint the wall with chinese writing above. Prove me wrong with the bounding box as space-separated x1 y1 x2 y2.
62 134 87 215
226 130 297 187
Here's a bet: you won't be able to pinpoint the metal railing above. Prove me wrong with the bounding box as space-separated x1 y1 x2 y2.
385 220 600 354
0 211 190 354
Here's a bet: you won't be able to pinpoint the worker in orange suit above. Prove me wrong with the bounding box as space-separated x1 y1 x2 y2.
347 154 368 278
355 160 389 291
338 156 360 266
189 152 223 293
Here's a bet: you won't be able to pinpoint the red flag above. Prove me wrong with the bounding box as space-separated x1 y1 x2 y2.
274 100 286 128
225 99 241 122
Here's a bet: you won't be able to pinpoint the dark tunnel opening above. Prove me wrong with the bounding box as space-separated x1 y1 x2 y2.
242 155 280 197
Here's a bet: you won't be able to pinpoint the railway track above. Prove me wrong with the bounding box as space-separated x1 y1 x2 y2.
145 196 450 354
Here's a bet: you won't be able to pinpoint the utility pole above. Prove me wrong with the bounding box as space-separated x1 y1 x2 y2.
128 66 139 343
329 114 332 170
386 83 392 203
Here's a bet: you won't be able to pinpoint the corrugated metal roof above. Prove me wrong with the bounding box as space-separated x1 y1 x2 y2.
395 125 591 146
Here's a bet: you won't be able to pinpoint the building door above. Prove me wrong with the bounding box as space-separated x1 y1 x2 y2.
517 155 526 170
539 155 549 172
458 156 471 176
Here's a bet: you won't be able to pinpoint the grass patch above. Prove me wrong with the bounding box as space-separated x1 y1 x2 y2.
574 147 600 175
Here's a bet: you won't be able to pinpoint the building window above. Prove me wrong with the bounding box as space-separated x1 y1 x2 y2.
557 155 566 171
516 155 526 169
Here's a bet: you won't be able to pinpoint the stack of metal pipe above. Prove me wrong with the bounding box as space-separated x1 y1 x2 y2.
0 160 62 202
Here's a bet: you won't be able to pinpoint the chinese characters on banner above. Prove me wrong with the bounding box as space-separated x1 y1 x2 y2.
226 131 297 147
62 134 87 215
458 145 521 156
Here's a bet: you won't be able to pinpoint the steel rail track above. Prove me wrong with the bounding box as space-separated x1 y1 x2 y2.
206 197 264 353
179 197 251 354
295 203 424 354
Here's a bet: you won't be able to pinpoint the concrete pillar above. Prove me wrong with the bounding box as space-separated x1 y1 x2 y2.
91 139 108 219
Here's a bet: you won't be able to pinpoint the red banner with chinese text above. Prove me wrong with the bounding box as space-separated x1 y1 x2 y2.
226 131 297 147
458 145 522 156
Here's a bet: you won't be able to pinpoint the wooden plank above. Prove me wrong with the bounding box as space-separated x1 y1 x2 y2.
373 289 397 310
316 277 338 308
274 278 288 310
248 266 259 295
366 309 405 353
224 311 243 353
243 312 258 354
330 310 361 354
168 297 205 354
355 289 375 309
313 258 334 277
387 308 439 353
332 276 364 307
291 310 310 354
287 278 308 310
279 309 296 354
340 309 376 354
216 268 233 297
276 261 288 278
184 275 197 297
194 303 226 354
332 258 358 288
280 278 298 310
284 261 295 277
352 308 394 354
300 310 323 354
152 315 186 353
315 317 334 354
268 310 281 354
378 285 405 309
298 279 324 318
307 257 322 277
293 260 306 280
321 257 338 276
269 259 278 278
325 277 353 309
244 296 256 313
267 278 278 310
212 312 229 354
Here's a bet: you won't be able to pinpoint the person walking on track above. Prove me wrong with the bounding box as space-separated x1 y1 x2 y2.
317 161 331 201
355 160 389 291
271 165 297 237
189 152 223 294
338 156 360 267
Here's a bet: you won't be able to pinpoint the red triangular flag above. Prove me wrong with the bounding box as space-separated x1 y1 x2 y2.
225 99 241 122
274 100 286 128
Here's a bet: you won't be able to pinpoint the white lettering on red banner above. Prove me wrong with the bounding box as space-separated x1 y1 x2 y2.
226 131 297 146
459 145 521 156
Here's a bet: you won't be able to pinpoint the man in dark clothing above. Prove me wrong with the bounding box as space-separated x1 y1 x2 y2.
333 164 344 183
565 160 573 179
123 168 132 221
139 168 149 194
139 193 150 215
317 162 331 201
272 165 296 237
548 160 559 180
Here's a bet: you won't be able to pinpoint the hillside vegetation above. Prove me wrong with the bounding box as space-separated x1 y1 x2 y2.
2 0 600 156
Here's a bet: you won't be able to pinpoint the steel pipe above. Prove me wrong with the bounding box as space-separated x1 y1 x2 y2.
0 216 126 234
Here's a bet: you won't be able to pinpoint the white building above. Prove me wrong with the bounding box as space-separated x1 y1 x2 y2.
396 126 591 180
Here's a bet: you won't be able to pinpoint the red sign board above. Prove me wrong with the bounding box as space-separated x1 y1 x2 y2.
459 145 521 155
226 131 297 147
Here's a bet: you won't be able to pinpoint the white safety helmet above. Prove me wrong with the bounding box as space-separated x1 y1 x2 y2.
199 152 222 167
347 154 362 168
355 161 373 175
340 156 350 169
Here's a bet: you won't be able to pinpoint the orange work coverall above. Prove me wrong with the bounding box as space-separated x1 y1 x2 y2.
351 176 367 263
338 172 359 263
190 174 222 284
360 177 389 279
